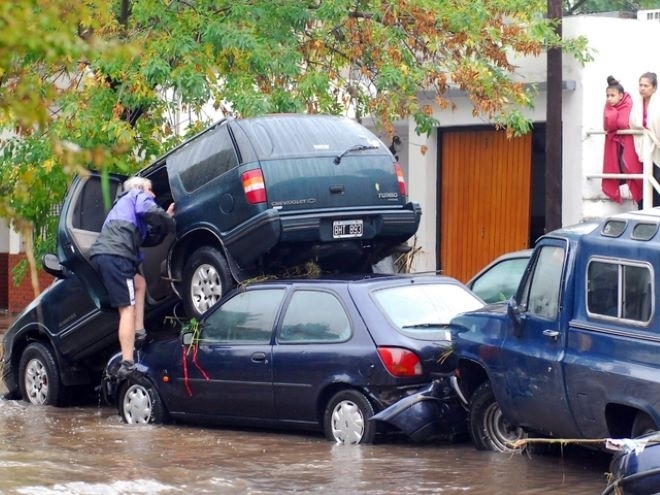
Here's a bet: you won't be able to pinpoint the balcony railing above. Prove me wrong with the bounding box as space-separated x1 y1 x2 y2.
585 128 660 208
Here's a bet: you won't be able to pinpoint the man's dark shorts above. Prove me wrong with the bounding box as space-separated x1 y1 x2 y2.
91 254 137 308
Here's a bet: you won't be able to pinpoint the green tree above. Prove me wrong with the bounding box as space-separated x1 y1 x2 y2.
0 0 590 297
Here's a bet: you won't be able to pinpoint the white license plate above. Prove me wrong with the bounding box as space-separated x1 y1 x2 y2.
333 219 363 238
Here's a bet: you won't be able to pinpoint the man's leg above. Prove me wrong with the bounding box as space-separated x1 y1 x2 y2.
134 273 146 331
118 305 136 362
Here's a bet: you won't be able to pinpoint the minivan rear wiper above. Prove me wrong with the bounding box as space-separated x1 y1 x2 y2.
334 143 380 164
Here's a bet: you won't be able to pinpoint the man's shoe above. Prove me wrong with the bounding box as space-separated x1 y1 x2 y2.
116 360 138 379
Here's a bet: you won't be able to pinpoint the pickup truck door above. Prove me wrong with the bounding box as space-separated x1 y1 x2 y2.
500 240 577 437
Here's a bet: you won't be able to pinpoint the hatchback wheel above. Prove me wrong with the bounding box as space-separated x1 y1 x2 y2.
324 390 376 444
468 381 527 453
119 379 168 425
183 246 233 319
18 342 64 406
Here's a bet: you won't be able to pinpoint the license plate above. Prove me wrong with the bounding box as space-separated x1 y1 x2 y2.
333 219 363 238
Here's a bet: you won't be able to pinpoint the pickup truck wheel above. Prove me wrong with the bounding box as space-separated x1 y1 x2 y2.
183 246 233 319
632 412 657 437
468 382 527 453
18 342 65 406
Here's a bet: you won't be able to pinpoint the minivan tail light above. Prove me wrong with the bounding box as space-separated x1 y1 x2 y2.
241 169 267 204
394 163 407 197
377 347 423 377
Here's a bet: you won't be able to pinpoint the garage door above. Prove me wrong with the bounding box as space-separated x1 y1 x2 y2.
440 129 531 283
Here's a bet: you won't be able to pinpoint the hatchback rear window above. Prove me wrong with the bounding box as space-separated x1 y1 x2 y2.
371 283 484 340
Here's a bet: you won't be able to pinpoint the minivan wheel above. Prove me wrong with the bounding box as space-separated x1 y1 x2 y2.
468 381 527 453
119 379 168 425
18 342 64 406
323 390 376 444
183 246 233 319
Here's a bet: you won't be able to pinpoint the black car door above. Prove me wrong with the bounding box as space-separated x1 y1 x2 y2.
57 172 126 309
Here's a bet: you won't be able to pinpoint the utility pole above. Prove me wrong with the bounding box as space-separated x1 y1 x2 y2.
546 0 563 231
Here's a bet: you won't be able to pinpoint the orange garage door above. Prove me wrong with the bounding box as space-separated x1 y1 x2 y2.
439 129 532 282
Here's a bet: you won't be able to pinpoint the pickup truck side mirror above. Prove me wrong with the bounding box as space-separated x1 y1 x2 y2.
507 299 523 337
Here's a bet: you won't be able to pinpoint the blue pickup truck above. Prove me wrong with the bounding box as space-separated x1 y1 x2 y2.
450 210 660 452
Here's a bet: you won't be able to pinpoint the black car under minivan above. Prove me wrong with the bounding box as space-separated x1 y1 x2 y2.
2 113 422 406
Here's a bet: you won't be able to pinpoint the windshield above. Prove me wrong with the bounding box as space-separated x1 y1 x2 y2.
371 283 484 340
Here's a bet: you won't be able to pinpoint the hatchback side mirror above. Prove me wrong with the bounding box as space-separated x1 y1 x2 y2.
182 332 194 346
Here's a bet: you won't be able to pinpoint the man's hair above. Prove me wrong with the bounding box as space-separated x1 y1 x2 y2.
123 176 152 192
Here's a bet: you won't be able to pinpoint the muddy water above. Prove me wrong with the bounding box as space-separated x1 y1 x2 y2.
0 393 612 494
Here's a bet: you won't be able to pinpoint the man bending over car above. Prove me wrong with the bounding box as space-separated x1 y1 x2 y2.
90 176 175 379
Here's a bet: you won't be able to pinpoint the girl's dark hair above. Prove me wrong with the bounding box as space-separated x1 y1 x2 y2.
640 72 658 88
607 75 624 93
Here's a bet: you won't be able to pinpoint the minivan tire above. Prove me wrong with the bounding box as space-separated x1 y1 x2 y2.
182 246 233 319
468 381 527 453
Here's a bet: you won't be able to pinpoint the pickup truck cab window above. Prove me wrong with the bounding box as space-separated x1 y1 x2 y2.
587 259 653 323
522 245 565 320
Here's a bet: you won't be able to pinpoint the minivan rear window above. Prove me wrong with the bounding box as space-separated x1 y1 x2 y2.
236 115 385 159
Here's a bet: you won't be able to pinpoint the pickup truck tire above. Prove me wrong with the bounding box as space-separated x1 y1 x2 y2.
631 412 657 438
468 381 527 453
183 246 233 319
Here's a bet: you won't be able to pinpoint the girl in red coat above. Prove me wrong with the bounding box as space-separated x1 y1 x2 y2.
602 75 643 208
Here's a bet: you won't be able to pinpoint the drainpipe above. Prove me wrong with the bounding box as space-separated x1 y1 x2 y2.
546 0 563 231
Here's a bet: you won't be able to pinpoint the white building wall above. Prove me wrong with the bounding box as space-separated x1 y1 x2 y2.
0 219 8 252
565 16 660 222
405 14 660 272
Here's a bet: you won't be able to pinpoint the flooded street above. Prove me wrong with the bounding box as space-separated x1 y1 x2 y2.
0 388 613 495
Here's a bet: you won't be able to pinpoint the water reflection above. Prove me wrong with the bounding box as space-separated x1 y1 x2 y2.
0 394 611 494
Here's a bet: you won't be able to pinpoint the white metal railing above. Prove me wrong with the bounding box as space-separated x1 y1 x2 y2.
585 128 660 208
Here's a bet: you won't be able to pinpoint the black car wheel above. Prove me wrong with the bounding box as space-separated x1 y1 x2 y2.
323 390 376 444
183 246 233 319
118 379 168 425
468 381 527 453
18 342 63 406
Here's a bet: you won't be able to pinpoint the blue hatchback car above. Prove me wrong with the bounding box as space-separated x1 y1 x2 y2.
102 274 483 444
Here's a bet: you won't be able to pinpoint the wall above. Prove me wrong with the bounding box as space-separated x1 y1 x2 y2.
566 16 660 221
4 254 54 314
405 14 660 273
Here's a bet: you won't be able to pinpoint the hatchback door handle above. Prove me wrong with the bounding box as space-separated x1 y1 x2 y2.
251 352 267 363
543 329 560 339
